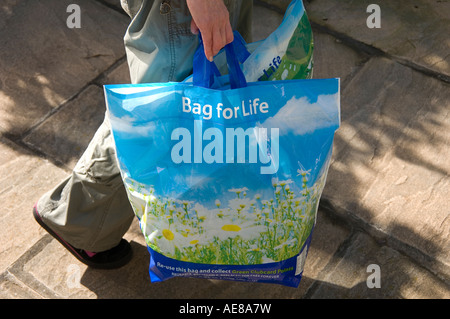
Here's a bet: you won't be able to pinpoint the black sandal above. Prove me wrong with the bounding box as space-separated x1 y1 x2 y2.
33 204 132 269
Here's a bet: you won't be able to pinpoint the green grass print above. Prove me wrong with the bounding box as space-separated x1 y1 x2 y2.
125 170 326 265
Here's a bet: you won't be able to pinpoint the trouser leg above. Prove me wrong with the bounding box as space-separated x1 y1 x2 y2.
36 116 135 252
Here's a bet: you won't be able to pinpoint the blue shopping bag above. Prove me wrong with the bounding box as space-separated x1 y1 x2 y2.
104 31 339 288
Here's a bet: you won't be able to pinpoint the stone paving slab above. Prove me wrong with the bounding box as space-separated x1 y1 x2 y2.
0 272 42 299
311 31 369 84
101 0 125 11
256 0 292 12
22 58 131 170
0 137 68 274
306 0 450 78
0 0 128 138
22 85 107 169
309 232 450 299
95 59 132 86
323 56 450 278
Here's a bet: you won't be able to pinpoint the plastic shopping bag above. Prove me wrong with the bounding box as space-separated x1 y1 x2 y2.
185 0 314 85
104 35 340 288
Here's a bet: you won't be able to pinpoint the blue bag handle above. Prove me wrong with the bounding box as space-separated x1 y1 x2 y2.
192 36 221 89
193 31 250 89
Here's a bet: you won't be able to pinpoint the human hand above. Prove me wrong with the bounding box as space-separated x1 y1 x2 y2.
186 0 234 61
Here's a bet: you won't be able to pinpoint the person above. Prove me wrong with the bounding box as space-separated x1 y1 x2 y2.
33 0 253 269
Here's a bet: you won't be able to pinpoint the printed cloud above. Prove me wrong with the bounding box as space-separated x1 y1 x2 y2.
262 93 340 135
108 112 156 136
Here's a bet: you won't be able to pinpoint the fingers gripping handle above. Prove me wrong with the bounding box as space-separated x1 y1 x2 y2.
193 31 250 89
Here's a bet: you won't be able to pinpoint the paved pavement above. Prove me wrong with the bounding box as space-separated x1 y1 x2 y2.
0 0 449 299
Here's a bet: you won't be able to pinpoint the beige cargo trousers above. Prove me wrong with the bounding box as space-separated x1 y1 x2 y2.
35 0 252 253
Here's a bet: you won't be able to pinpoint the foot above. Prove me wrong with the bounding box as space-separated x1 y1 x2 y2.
33 204 132 269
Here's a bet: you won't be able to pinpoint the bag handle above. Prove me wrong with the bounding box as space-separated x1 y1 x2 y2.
193 31 250 89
